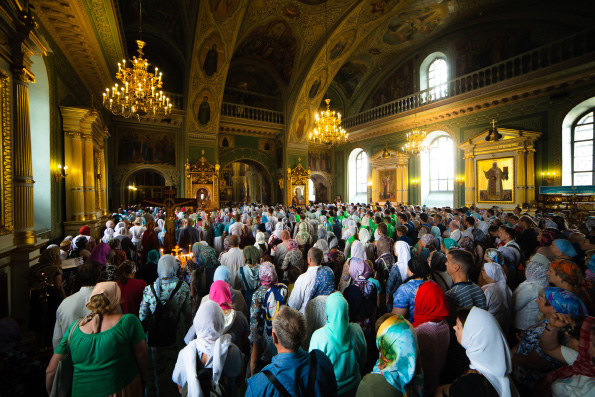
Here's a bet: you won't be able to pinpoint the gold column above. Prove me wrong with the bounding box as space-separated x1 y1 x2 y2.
372 169 378 202
82 134 96 220
517 149 527 205
12 74 35 245
99 148 108 216
464 154 475 207
526 148 536 204
69 133 85 221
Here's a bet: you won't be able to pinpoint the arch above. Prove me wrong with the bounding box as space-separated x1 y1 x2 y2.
419 51 449 92
310 173 330 203
123 170 167 208
348 148 369 203
117 166 174 207
420 130 454 207
29 55 51 233
562 97 595 185
308 179 315 202
218 147 276 175
219 158 273 203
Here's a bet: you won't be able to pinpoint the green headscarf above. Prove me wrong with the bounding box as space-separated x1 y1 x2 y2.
324 292 352 354
243 245 261 265
443 238 458 250
192 242 220 269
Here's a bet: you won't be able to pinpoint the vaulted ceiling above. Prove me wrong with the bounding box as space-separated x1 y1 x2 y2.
31 0 594 116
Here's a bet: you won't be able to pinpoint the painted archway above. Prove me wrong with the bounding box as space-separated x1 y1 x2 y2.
116 166 175 207
218 158 274 204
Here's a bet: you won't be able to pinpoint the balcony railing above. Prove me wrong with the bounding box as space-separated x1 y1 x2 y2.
343 28 595 129
221 102 285 124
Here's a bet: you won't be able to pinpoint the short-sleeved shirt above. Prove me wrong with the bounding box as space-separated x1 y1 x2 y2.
55 314 145 396
445 281 486 325
393 279 424 322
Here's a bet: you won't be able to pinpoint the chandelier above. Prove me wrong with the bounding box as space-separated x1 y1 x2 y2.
402 119 428 154
103 0 171 119
308 1 348 146
310 99 349 146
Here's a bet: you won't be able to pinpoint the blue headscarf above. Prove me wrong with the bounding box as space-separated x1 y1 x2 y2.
309 266 335 301
544 287 588 316
553 239 578 258
214 265 235 299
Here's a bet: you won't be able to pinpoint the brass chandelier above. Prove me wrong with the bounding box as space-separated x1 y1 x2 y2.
103 0 171 119
402 117 428 154
308 0 348 146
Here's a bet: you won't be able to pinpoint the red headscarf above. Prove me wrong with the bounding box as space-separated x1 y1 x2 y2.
412 281 449 328
79 225 91 236
536 316 595 396
209 280 233 310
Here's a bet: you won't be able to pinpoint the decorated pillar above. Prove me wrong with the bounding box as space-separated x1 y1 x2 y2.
98 147 108 216
517 149 527 205
526 148 536 204
61 107 89 221
82 133 96 220
464 154 475 207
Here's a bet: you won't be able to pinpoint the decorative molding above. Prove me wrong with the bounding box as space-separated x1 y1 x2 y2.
0 70 13 235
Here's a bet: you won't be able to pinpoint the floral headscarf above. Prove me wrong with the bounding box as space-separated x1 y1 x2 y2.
309 266 335 300
348 257 374 297
192 242 220 269
317 226 328 241
328 248 345 268
287 239 299 251
421 234 436 249
376 236 393 258
551 259 583 287
538 230 557 247
524 260 550 288
544 287 588 316
259 262 278 286
373 315 423 396
458 236 475 253
485 248 503 265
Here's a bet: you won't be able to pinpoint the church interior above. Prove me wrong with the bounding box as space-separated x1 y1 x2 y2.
1 0 595 380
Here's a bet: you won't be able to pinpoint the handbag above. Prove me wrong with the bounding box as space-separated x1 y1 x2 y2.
50 319 81 397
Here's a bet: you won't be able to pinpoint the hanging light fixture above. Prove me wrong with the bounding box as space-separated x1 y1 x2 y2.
402 115 428 154
382 142 391 158
103 0 171 119
308 1 348 146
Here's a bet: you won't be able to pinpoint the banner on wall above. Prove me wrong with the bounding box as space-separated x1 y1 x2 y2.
539 186 595 195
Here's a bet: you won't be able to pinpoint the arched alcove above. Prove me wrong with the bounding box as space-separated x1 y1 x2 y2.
29 55 51 233
348 148 369 203
123 170 166 207
219 159 272 204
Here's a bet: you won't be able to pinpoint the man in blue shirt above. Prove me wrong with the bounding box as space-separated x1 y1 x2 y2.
246 306 337 397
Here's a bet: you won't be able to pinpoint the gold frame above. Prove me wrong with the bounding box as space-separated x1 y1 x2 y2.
0 70 13 235
185 150 220 210
287 159 310 207
476 156 516 204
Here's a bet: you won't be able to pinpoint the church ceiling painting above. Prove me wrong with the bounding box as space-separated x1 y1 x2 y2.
334 58 370 99
234 20 298 85
210 0 241 22
199 33 226 79
382 3 450 45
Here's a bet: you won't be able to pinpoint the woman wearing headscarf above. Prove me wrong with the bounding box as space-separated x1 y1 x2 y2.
239 224 255 250
338 240 367 292
136 249 159 285
46 282 148 396
356 315 423 397
479 261 512 334
130 217 146 249
281 239 303 283
269 222 284 245
295 222 311 247
248 262 288 375
412 280 450 396
172 301 242 397
208 281 249 354
359 228 376 262
548 258 595 315
441 237 458 253
68 235 91 260
374 237 396 311
113 221 130 245
116 260 147 316
254 231 269 256
89 242 115 282
201 265 249 320
310 292 367 396
439 307 514 397
511 287 588 393
78 225 96 252
140 221 159 266
102 221 115 244
535 316 595 397
391 256 430 321
139 255 192 396
513 256 550 331
238 245 261 311
213 216 226 256
107 238 127 267
29 247 66 346
343 258 377 342
192 242 220 290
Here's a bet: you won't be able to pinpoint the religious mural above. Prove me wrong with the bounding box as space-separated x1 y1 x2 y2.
334 59 369 99
292 185 306 206
379 169 396 200
383 4 449 45
369 59 414 108
209 0 240 21
199 34 225 77
308 151 332 173
295 108 309 141
117 130 176 167
235 20 298 84
308 71 327 99
194 89 215 126
329 30 356 60
477 157 515 203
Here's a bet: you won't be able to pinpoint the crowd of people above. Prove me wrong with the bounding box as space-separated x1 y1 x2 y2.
6 201 595 396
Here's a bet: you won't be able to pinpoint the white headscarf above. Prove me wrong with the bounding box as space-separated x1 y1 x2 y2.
358 228 371 244
181 301 231 397
462 307 513 397
114 221 127 237
255 231 268 249
102 227 114 243
273 222 284 239
350 240 366 260
394 241 411 281
483 262 512 310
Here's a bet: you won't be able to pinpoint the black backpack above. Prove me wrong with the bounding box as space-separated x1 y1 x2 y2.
147 280 183 347
182 351 233 397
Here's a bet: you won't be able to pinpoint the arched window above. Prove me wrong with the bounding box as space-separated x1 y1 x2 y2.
429 136 454 191
348 148 368 203
428 58 448 100
309 179 315 202
569 111 594 185
356 151 368 193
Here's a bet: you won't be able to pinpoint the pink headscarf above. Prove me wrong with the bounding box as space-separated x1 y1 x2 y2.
287 239 299 251
88 242 110 265
209 280 233 310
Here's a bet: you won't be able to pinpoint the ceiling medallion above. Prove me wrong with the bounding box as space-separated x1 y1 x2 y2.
308 0 348 147
402 116 428 155
103 0 171 120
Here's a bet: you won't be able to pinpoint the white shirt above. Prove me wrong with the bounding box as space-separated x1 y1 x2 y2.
462 226 474 238
228 221 244 237
450 229 462 242
52 286 94 349
288 266 320 314
512 280 541 330
220 247 245 289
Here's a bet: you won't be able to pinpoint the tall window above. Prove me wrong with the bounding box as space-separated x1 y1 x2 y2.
429 136 454 191
571 111 594 185
356 151 368 193
428 58 448 99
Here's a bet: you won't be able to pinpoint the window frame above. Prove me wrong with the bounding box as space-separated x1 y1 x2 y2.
355 150 368 194
427 58 448 100
570 110 595 186
428 136 454 192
